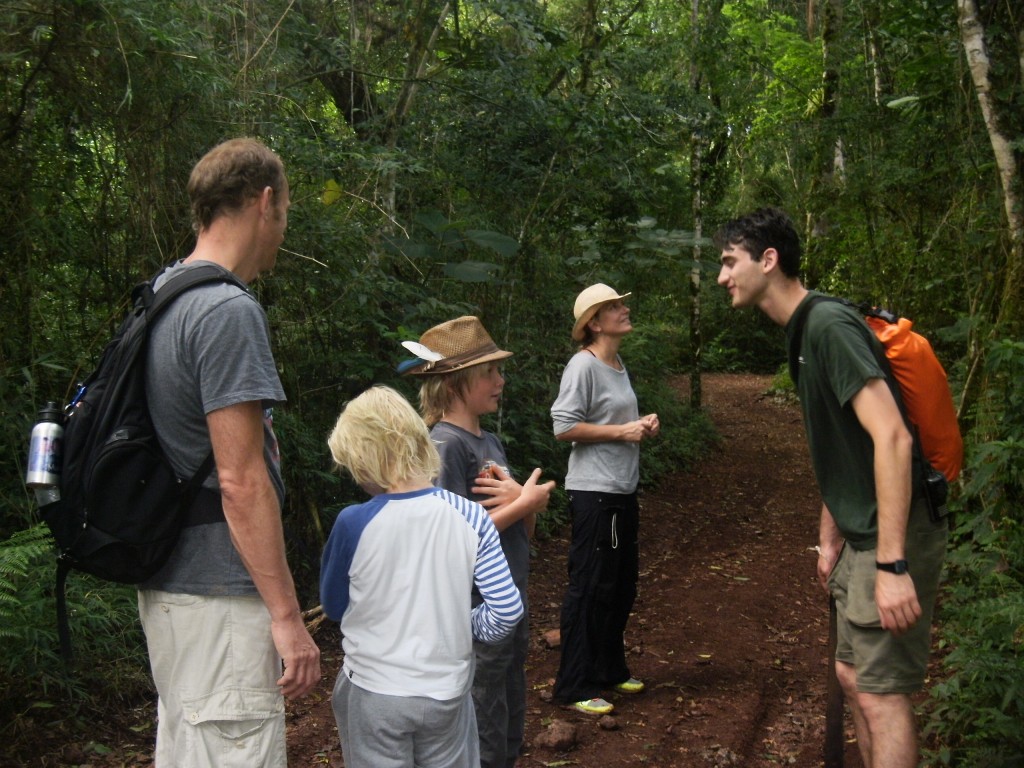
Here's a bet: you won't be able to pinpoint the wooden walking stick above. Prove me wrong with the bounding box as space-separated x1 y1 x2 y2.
824 594 844 767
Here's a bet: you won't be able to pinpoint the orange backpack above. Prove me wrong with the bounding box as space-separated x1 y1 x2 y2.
861 310 963 482
789 296 963 483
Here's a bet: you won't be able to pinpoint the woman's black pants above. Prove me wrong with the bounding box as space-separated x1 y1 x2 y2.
553 490 639 703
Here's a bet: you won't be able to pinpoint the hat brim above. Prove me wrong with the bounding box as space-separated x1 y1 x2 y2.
405 348 513 376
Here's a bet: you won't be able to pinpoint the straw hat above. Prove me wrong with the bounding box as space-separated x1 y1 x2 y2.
400 316 513 376
572 283 632 341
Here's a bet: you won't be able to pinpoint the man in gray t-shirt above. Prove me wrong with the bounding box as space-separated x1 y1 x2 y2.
143 265 286 594
137 139 320 768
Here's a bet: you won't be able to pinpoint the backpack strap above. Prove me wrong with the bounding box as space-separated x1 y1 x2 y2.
787 295 826 386
788 294 870 386
135 263 249 321
787 293 927 470
181 455 218 525
136 264 249 493
55 558 73 664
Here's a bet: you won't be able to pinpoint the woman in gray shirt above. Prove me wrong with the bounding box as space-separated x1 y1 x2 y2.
550 284 660 715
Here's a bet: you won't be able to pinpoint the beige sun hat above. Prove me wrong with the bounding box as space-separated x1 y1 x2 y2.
400 316 513 376
571 283 632 341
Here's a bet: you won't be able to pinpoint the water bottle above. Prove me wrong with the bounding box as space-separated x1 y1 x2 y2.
26 401 64 505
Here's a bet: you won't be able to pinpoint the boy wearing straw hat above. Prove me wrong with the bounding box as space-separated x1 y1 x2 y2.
401 316 555 768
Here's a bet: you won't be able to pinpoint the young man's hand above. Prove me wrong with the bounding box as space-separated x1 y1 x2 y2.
875 572 922 636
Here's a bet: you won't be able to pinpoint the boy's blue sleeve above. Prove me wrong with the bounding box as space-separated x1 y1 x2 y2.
434 489 523 642
320 507 358 621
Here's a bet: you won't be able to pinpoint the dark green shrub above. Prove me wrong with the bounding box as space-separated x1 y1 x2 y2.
0 525 151 741
923 340 1024 766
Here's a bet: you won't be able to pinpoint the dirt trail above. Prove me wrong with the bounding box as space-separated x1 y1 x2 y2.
509 373 862 767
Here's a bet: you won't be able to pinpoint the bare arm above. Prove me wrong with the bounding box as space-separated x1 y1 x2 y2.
850 377 920 636
555 413 660 444
208 402 321 698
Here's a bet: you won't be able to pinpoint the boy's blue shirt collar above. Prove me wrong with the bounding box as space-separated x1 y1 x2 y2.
376 486 439 501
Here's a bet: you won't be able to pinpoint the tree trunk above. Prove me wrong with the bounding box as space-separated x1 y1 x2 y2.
805 0 843 255
688 0 703 410
958 0 1023 334
376 1 451 229
861 0 888 106
821 0 843 176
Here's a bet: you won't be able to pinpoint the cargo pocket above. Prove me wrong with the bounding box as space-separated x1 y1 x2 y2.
181 687 285 767
844 548 883 629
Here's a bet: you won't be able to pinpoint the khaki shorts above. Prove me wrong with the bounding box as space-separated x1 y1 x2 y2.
828 499 948 694
138 591 286 767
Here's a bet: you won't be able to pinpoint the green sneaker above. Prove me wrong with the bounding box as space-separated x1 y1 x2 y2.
573 697 614 715
612 677 645 694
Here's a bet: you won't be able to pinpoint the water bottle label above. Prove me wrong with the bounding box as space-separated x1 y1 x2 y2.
28 434 62 474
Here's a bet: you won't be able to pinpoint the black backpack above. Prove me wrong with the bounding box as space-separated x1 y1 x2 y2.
39 264 247 660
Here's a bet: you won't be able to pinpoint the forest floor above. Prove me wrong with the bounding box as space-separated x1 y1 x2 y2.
21 373 874 767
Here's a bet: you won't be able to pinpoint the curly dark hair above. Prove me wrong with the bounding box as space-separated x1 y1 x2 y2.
713 207 802 278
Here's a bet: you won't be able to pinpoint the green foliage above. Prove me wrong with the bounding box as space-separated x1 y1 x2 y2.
700 278 788 373
923 340 1024 766
0 525 150 733
0 525 52 640
634 378 716 491
764 363 798 405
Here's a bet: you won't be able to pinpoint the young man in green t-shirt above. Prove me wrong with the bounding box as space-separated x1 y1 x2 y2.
714 207 948 768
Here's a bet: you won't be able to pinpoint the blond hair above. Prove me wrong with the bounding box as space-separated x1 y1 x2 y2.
327 386 440 490
418 365 485 427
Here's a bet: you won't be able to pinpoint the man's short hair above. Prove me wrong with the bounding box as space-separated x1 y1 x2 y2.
328 385 441 491
713 207 802 278
187 138 286 233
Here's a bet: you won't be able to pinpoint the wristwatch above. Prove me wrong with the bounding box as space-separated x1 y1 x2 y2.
876 559 910 574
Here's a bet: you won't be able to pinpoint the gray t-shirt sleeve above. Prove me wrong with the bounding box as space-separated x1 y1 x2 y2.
148 285 285 481
550 352 593 436
550 352 640 494
189 293 286 414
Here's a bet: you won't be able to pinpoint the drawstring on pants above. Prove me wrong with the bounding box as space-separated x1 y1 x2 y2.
611 512 619 549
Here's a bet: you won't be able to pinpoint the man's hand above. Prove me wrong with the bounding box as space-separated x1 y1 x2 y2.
815 542 841 592
816 505 844 593
875 572 921 636
271 613 321 699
